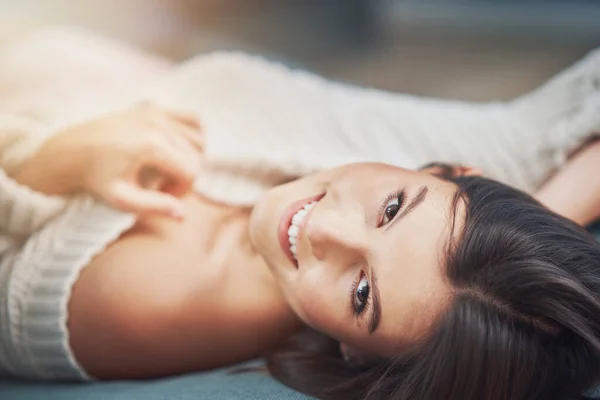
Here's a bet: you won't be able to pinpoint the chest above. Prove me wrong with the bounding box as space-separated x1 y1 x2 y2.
121 193 285 316
126 193 252 264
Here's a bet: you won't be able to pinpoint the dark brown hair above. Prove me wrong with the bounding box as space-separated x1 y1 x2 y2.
266 167 600 400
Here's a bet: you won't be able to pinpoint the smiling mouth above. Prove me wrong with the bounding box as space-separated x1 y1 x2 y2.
278 193 325 268
287 201 317 261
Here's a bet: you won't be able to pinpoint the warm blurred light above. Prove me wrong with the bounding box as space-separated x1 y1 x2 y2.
0 0 599 100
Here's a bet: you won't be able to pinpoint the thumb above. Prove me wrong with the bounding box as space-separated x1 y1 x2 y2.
107 180 185 219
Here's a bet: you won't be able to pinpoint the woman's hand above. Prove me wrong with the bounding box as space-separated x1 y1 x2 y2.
14 105 204 219
536 139 600 227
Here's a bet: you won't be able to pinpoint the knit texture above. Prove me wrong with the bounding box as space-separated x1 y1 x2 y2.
0 28 170 381
147 49 600 205
0 28 598 380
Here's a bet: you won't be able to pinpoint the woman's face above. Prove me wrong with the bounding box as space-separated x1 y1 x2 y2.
250 163 465 357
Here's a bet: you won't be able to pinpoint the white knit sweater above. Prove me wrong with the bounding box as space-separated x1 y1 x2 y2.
0 28 599 380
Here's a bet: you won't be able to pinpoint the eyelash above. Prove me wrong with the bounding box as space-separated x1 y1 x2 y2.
349 189 406 318
349 271 371 317
377 189 406 227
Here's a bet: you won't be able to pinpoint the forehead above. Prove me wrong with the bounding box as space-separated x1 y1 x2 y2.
362 179 461 354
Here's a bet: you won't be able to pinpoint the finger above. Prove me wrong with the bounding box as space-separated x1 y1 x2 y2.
177 124 204 154
135 102 200 132
165 125 204 161
145 139 196 195
168 132 203 167
137 167 189 199
161 139 202 197
157 109 204 153
107 181 185 219
163 109 202 131
161 179 192 199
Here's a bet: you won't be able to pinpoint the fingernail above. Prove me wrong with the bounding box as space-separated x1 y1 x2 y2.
170 206 185 220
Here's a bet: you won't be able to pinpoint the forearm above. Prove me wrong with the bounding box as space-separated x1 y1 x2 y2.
0 112 82 195
0 115 70 237
11 132 85 196
535 139 600 226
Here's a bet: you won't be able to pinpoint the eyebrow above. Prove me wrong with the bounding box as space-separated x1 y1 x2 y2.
368 269 381 334
370 186 429 334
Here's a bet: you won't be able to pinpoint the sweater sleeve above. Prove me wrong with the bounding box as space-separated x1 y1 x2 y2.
143 50 600 202
141 52 534 203
0 169 66 238
140 52 421 206
0 113 67 238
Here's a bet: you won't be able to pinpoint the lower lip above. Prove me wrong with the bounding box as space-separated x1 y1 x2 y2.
278 193 325 268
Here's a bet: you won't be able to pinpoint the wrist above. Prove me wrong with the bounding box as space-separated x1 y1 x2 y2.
11 131 88 196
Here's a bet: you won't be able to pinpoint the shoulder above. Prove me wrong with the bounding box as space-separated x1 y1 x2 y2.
66 210 298 378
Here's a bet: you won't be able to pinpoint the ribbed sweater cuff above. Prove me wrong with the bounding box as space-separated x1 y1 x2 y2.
2 196 135 380
0 169 67 237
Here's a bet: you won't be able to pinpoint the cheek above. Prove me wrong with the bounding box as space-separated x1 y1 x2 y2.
249 183 296 249
293 268 349 337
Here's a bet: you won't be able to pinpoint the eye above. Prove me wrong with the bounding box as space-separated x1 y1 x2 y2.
353 274 370 314
381 191 405 225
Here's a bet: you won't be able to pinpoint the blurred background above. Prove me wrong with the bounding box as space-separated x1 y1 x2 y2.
0 0 599 101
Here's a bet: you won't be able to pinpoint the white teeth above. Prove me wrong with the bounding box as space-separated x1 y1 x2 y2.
288 200 319 261
292 213 304 225
288 225 299 238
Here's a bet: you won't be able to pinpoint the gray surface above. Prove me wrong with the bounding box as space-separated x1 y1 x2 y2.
0 364 314 400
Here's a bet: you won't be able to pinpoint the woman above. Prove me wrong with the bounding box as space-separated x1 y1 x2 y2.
1 28 600 400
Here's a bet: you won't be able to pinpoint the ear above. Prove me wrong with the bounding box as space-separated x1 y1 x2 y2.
461 166 483 177
419 163 482 178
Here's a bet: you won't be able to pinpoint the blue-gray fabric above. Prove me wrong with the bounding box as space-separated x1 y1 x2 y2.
2 225 600 400
0 363 314 400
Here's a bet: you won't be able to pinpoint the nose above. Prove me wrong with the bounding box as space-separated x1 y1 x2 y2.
306 207 368 265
